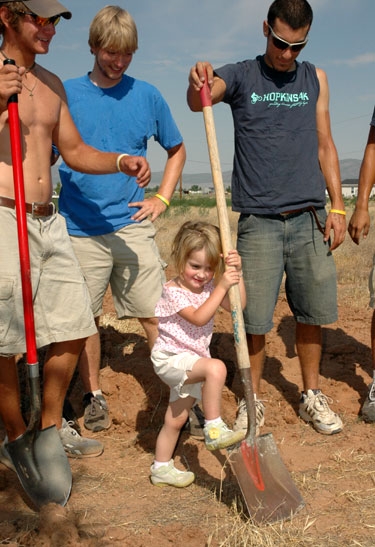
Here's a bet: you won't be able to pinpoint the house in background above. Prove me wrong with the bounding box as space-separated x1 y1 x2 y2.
341 179 375 198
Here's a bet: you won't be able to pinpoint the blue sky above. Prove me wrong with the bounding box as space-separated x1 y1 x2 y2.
42 0 375 174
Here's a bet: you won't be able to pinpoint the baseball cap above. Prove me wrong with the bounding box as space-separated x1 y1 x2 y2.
1 0 72 19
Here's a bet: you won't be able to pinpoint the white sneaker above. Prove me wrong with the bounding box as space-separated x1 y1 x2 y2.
233 397 265 436
299 389 343 435
204 419 245 451
150 459 195 488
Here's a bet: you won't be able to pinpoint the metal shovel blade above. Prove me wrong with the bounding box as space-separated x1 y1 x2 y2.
7 426 72 508
229 433 304 524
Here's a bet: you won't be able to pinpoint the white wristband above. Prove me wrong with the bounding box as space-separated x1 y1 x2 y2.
116 153 129 173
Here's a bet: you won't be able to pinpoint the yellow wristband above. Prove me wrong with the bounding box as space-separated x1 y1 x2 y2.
155 193 170 207
116 153 129 173
329 209 346 216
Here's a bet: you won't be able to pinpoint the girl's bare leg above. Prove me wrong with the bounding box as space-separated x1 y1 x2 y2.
185 357 227 420
154 395 195 462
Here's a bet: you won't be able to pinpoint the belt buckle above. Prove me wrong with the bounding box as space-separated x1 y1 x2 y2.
32 201 55 218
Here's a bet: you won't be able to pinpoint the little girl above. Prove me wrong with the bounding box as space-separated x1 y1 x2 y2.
150 220 246 488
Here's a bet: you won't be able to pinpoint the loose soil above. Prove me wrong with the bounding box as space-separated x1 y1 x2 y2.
1 261 375 546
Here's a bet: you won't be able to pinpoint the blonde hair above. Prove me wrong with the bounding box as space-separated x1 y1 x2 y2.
88 5 138 54
172 221 224 279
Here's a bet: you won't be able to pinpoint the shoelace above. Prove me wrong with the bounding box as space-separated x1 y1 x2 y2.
89 397 107 416
66 420 79 437
310 392 334 416
255 400 265 419
238 398 265 424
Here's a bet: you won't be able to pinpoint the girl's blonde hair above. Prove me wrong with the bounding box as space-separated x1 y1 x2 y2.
172 221 224 279
88 5 138 54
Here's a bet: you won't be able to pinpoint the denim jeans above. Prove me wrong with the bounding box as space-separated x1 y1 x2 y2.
237 208 337 334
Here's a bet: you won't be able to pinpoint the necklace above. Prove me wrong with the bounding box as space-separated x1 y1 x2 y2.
0 50 37 96
22 76 37 97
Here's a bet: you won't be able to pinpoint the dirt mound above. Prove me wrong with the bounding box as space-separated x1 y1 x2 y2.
1 287 374 546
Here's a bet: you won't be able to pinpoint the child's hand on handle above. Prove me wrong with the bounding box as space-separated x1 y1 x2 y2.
224 249 242 272
218 268 242 292
220 249 246 311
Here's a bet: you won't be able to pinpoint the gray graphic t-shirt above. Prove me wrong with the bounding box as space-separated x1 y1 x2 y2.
215 55 326 214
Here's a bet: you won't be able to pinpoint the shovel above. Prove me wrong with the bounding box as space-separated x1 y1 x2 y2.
4 59 72 508
199 77 304 524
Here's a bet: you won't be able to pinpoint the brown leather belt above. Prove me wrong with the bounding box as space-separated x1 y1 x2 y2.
280 206 324 234
280 208 307 216
0 196 55 217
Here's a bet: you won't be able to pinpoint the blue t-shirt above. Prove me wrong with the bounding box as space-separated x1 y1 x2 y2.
58 74 183 236
215 56 326 214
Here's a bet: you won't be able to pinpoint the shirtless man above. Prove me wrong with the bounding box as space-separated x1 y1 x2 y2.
0 0 150 462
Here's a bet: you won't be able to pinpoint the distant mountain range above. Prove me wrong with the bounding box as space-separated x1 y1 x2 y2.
148 158 363 190
338 159 362 181
52 158 362 189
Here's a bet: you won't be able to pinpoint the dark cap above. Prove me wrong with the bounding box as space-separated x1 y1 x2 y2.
1 0 72 19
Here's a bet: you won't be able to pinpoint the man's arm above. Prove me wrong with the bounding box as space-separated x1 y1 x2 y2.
315 67 346 251
129 142 186 222
348 125 375 245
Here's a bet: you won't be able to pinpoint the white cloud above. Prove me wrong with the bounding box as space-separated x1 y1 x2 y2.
334 53 375 67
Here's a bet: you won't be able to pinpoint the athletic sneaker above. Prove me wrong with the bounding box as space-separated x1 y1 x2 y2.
299 389 343 435
150 459 195 488
361 381 375 423
83 393 111 432
233 397 265 436
59 418 104 457
0 437 15 472
188 404 205 439
63 397 81 434
204 419 245 451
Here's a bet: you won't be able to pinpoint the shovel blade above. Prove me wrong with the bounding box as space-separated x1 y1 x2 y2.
229 433 304 524
7 425 72 509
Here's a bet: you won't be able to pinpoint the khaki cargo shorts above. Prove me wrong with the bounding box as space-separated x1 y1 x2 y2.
70 220 167 319
0 207 96 356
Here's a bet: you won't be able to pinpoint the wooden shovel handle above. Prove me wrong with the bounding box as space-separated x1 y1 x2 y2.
200 77 257 441
199 81 250 371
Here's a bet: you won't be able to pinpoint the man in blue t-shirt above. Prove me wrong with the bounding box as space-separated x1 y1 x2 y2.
58 6 186 432
187 0 346 436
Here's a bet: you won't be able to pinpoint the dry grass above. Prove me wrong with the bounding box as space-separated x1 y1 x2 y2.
99 202 375 547
95 203 375 547
334 204 375 309
1 204 374 546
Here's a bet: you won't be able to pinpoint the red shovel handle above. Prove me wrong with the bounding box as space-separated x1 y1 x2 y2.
5 59 38 365
199 75 212 108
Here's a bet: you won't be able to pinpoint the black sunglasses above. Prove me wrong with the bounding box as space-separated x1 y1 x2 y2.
268 24 308 53
15 11 61 27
